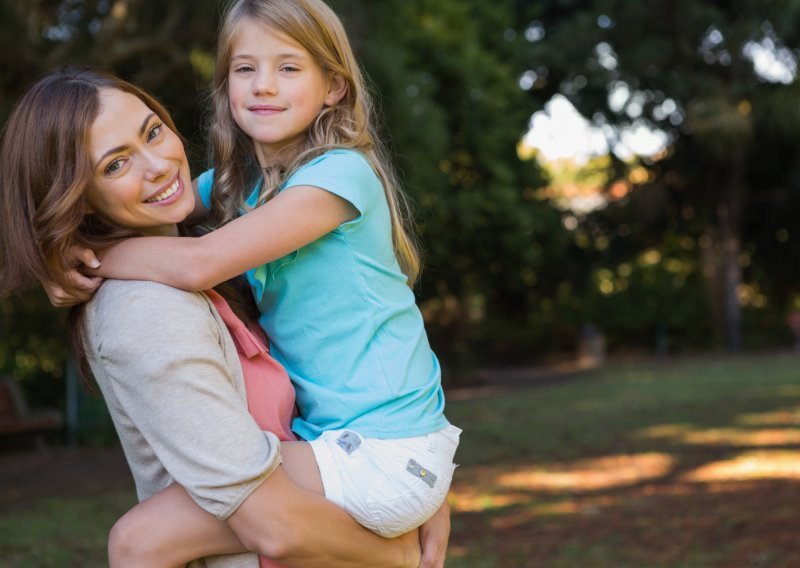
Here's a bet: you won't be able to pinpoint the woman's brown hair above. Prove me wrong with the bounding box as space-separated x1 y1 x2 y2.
0 68 182 383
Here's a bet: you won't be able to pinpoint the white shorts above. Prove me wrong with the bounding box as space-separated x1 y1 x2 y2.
308 424 461 537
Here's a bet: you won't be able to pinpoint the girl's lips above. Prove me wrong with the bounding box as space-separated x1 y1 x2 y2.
249 105 284 114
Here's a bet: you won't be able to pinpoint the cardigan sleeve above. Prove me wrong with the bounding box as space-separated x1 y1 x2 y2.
85 280 281 521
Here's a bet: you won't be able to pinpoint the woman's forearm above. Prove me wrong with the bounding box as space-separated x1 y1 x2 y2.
228 467 419 567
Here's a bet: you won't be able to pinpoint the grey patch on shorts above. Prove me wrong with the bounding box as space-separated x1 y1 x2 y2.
406 458 437 488
336 431 361 455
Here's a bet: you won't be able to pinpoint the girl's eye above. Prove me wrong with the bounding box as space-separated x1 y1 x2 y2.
234 65 255 73
104 158 125 176
147 122 163 142
280 65 300 73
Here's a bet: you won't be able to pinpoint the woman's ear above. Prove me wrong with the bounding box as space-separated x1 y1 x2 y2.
324 73 348 107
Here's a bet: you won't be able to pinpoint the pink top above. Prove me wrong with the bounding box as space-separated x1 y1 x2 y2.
206 290 297 442
207 290 297 568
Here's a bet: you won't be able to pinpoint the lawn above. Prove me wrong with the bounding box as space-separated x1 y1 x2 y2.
445 352 800 567
2 352 800 567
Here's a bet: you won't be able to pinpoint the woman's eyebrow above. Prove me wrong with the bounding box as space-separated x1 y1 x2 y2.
94 113 156 169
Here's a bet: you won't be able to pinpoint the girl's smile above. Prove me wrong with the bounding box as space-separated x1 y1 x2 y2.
227 18 345 166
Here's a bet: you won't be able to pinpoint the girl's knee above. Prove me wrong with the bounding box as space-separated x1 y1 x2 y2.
108 511 140 566
108 507 170 568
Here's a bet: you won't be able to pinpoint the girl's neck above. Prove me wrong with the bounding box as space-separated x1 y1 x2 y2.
253 137 306 170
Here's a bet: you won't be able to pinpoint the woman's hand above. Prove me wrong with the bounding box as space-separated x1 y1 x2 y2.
43 246 103 307
418 500 451 568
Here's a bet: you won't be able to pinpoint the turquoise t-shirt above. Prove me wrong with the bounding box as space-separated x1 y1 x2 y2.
197 150 447 440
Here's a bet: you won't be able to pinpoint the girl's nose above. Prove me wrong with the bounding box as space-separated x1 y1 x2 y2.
253 70 277 95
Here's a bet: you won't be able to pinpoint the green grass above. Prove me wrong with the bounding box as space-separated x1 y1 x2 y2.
3 352 800 567
0 492 134 567
445 352 800 567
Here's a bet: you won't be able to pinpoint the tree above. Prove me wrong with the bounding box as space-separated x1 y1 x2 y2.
520 0 800 349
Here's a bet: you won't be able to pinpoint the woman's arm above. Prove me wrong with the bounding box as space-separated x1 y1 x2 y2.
93 185 356 291
91 283 416 566
108 471 419 568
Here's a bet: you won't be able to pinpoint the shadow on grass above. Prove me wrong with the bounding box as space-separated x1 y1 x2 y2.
445 352 800 567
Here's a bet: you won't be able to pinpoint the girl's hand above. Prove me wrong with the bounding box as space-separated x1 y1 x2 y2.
418 500 451 568
43 246 103 307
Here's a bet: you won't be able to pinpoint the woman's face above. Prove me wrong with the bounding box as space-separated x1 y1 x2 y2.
86 88 193 236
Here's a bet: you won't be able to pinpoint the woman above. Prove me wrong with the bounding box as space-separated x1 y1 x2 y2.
0 67 447 567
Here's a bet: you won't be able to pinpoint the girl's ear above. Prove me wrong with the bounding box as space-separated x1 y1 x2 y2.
324 73 348 106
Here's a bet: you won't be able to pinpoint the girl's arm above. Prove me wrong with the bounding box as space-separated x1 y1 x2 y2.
40 176 209 308
93 186 356 291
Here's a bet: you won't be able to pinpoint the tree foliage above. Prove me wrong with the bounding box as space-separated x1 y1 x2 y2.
520 0 800 350
0 0 562 393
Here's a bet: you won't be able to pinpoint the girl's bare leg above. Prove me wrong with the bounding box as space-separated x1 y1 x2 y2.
278 441 323 494
108 483 247 568
108 442 324 568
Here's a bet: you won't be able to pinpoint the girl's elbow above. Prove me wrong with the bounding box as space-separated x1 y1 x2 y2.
174 245 216 291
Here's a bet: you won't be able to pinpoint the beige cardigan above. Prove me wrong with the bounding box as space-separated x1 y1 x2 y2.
84 280 282 568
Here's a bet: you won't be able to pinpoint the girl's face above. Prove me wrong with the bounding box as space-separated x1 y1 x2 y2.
86 89 194 236
227 18 346 166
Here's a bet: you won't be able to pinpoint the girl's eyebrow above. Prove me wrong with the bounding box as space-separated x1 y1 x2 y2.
94 113 156 169
231 52 306 61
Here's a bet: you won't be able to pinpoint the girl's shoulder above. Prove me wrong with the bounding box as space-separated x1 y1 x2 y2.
290 148 373 180
285 148 382 214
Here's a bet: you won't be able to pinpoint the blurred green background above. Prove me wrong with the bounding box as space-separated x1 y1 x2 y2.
4 0 800 427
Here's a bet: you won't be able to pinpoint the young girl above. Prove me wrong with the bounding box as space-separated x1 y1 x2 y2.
89 0 461 543
1 67 429 568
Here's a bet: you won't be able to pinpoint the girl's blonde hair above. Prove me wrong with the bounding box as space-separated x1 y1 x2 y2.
209 0 420 283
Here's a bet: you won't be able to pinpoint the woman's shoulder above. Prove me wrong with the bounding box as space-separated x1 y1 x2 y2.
87 280 210 333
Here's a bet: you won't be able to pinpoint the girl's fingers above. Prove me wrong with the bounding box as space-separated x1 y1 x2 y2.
68 245 101 269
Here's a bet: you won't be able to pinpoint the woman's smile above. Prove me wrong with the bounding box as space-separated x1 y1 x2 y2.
144 174 184 204
86 88 194 236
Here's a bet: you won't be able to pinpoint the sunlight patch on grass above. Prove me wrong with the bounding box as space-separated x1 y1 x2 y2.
449 490 530 512
635 423 693 439
684 428 800 445
736 408 800 426
682 450 800 482
636 423 800 446
498 453 674 491
449 453 674 514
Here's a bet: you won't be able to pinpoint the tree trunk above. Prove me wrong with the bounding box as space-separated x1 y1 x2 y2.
702 149 746 350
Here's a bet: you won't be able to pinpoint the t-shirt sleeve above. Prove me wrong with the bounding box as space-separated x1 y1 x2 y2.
87 282 281 520
196 168 215 210
282 150 381 219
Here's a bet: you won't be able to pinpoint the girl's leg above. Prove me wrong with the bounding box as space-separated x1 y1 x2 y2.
108 442 325 568
279 440 324 494
108 483 247 568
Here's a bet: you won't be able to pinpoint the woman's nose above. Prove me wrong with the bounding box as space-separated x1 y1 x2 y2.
143 149 171 181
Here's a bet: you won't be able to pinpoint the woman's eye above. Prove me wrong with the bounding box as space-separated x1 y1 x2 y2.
147 122 163 142
104 158 124 175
